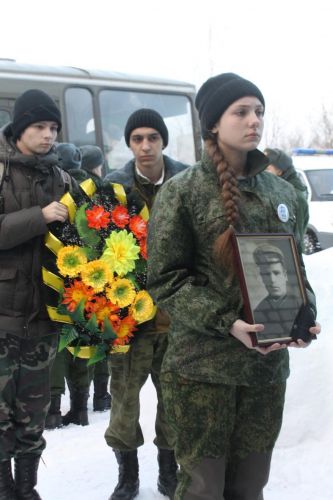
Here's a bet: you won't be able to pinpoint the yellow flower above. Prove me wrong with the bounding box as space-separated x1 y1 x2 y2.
57 246 87 277
106 278 136 308
80 260 113 292
101 230 140 277
130 290 155 323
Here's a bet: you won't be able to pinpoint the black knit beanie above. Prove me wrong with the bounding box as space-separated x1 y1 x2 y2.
195 73 265 139
264 148 294 172
124 108 168 147
80 145 104 172
11 89 62 141
56 143 82 171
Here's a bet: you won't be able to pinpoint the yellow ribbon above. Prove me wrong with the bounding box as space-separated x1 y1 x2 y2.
45 232 64 256
111 344 130 354
42 267 64 292
60 192 77 223
67 346 96 358
112 183 127 205
139 204 149 222
79 178 97 199
47 306 73 324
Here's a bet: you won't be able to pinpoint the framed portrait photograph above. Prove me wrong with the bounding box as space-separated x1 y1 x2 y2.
231 233 315 347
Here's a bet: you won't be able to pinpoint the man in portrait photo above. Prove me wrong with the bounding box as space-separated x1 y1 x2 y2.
252 243 302 343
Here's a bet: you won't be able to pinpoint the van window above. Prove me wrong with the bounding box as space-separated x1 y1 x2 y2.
65 88 96 146
99 90 195 170
306 169 333 201
0 109 11 128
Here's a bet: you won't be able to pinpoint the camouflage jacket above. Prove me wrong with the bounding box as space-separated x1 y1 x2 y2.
147 149 316 386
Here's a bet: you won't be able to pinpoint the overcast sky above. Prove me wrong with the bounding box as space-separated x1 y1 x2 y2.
2 0 332 140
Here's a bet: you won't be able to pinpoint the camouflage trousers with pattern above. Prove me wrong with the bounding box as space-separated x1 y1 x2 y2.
0 332 58 461
104 331 175 451
161 373 286 500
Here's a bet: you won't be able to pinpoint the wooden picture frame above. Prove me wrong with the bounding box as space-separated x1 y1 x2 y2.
232 233 314 346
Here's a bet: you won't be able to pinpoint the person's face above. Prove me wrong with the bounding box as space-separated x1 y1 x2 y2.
129 127 164 169
266 164 283 176
212 96 264 153
92 165 103 178
17 121 58 155
260 262 288 299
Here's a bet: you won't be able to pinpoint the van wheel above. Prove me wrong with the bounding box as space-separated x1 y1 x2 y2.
303 231 320 255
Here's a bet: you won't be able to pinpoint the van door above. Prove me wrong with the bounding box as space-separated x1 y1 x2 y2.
0 98 14 127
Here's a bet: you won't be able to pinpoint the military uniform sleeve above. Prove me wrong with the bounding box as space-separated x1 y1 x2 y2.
147 180 239 338
0 206 47 250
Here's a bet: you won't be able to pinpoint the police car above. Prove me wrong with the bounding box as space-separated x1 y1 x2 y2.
292 148 333 254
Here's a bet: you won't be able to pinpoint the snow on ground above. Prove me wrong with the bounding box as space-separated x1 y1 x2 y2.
39 249 333 499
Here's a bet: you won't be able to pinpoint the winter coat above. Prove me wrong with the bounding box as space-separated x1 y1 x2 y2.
104 154 188 209
0 125 72 338
104 154 188 333
147 149 316 386
282 166 309 240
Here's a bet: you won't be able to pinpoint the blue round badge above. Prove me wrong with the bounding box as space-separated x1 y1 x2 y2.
277 204 289 222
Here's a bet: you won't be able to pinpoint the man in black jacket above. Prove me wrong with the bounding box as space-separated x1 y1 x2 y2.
0 89 70 500
104 109 188 500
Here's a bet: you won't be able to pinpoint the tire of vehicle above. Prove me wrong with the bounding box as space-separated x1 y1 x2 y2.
303 230 320 255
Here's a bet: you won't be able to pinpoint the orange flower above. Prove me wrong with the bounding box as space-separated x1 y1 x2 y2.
139 238 147 259
86 205 111 230
114 316 137 345
129 215 147 240
111 205 130 228
62 280 95 312
85 296 119 329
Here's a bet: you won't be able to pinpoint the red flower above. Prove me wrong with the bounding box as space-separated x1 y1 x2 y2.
86 205 111 230
111 205 130 228
62 279 95 312
139 238 147 259
129 215 147 240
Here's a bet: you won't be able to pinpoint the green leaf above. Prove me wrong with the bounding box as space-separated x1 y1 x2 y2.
85 313 100 335
71 299 86 323
75 203 101 248
87 343 108 366
103 317 117 340
58 325 78 352
81 245 99 261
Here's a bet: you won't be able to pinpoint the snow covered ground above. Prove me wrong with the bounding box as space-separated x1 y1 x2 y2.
39 249 333 499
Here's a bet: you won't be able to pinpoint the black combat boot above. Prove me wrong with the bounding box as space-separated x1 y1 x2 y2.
93 374 111 412
110 449 139 500
0 459 17 500
45 395 62 430
157 449 178 499
62 389 89 426
15 455 41 500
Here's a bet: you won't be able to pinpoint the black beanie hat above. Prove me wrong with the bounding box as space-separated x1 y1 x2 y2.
80 145 104 172
264 148 294 172
56 143 82 171
11 89 62 141
195 73 265 139
124 108 168 147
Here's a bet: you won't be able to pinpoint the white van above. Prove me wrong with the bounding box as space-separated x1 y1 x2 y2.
292 148 333 254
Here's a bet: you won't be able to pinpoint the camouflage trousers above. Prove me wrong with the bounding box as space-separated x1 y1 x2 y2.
50 348 109 395
161 373 286 500
0 332 58 460
104 331 175 451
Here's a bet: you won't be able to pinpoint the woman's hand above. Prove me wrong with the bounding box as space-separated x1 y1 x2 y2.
289 321 321 348
230 319 287 356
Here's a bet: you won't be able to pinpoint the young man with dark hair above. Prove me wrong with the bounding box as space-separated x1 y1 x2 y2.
0 89 71 499
104 108 188 500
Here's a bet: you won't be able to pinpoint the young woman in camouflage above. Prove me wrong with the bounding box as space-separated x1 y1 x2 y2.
147 73 320 500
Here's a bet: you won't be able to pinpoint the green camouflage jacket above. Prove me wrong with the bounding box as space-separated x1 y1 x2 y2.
147 150 316 386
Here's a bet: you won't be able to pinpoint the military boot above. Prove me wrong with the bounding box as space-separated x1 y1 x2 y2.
45 395 62 430
157 449 178 499
110 449 139 500
15 455 41 500
93 374 111 412
62 389 89 426
0 459 17 500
